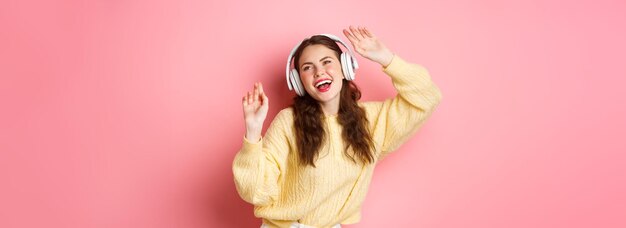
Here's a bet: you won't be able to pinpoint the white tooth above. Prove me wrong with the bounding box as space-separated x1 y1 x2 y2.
315 79 332 87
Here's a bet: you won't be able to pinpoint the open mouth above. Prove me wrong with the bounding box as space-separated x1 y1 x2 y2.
315 79 332 92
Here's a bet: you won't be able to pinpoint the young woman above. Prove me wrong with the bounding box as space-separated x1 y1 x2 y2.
233 26 443 228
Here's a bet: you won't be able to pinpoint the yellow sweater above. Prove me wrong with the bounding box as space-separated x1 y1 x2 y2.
233 55 442 228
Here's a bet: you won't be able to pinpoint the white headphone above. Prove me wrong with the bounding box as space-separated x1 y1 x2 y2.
286 34 359 96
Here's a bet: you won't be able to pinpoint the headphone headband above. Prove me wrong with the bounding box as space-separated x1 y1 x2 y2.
285 34 359 91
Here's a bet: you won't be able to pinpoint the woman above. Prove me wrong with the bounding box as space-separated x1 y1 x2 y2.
234 26 443 228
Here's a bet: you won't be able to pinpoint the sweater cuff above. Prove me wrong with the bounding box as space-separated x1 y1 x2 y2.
382 54 410 75
241 136 262 153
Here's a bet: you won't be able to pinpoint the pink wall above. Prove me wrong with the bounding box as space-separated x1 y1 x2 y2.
1 0 625 227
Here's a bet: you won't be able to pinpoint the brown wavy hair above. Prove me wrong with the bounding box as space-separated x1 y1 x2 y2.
292 35 375 167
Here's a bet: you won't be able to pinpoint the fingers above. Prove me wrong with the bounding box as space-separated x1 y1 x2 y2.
343 28 357 45
243 82 268 107
360 27 374 38
259 83 269 107
350 26 365 40
358 27 367 38
258 82 264 95
242 92 252 109
344 25 374 43
253 82 259 103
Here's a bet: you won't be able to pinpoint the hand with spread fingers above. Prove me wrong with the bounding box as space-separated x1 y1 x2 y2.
343 26 395 67
242 82 269 142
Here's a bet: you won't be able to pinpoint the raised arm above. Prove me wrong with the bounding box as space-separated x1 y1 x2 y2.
233 82 283 206
344 26 443 159
232 112 289 206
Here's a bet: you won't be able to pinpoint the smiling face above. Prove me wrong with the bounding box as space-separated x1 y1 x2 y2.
297 44 345 104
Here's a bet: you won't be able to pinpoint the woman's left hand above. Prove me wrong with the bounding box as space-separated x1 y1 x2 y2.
343 26 394 67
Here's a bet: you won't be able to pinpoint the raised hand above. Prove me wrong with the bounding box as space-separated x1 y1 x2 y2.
242 82 269 142
343 26 394 67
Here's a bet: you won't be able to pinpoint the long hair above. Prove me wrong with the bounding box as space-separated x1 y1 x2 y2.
292 35 375 167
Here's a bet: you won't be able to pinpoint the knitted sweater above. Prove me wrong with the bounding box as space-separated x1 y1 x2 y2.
233 55 443 228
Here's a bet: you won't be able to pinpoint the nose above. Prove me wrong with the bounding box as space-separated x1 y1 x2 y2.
315 68 326 77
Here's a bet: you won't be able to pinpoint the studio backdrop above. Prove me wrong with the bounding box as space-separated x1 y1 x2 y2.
1 0 625 227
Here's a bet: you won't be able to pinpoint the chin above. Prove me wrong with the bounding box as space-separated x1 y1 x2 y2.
310 91 340 103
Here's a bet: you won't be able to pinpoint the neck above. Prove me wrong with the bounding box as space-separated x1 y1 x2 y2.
319 97 340 116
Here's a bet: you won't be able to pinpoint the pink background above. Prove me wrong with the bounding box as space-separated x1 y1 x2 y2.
1 0 625 227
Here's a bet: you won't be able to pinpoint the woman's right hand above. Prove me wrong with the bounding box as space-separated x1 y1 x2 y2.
242 82 269 142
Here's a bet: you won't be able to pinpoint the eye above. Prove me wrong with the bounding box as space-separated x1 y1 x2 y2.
323 60 332 65
302 66 311 71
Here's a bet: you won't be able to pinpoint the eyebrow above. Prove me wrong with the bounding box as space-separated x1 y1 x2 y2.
300 56 333 68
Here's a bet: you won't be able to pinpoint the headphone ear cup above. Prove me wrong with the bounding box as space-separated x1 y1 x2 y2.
340 53 349 80
290 69 305 96
341 53 356 81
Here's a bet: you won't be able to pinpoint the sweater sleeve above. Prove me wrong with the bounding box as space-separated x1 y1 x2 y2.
232 110 290 206
368 55 443 160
